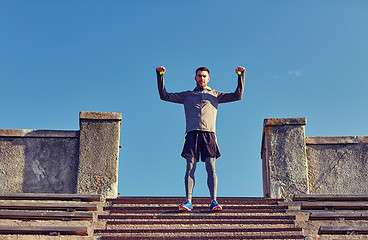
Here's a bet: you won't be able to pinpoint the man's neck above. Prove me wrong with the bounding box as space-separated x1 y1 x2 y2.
195 85 211 91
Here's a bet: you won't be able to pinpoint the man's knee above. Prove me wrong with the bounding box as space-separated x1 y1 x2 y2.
205 157 216 174
186 157 197 173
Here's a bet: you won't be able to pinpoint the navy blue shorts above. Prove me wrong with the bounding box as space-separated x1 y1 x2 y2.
181 130 221 162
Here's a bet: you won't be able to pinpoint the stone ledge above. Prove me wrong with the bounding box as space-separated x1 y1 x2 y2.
79 111 122 121
306 136 368 145
0 129 79 138
264 118 306 127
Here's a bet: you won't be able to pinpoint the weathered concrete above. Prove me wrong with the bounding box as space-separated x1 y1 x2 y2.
77 111 122 199
261 118 309 201
307 137 368 195
262 117 368 201
0 130 79 194
0 111 122 199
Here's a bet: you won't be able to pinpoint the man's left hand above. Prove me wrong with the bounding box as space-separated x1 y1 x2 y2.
235 66 246 75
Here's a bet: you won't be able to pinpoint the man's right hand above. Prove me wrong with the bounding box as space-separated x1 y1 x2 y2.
235 66 246 75
156 66 166 74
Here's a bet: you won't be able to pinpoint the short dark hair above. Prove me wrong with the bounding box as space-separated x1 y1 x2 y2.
196 67 210 75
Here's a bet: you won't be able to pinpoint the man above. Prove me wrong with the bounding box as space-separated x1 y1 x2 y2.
156 66 245 211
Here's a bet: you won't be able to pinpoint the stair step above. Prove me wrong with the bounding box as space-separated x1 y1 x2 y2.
96 227 302 232
105 219 295 225
109 197 283 205
0 193 101 202
310 212 368 220
319 226 368 235
95 227 302 235
104 208 287 214
105 205 287 210
0 225 88 235
99 236 304 240
106 210 287 214
0 202 98 211
301 201 368 210
99 214 295 220
104 225 297 232
0 210 93 221
294 194 368 202
96 234 304 239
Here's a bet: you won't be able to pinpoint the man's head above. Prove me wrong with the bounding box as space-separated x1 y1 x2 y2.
195 67 210 89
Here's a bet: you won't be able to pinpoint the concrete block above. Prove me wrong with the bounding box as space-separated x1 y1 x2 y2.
77 111 122 199
307 139 368 194
261 118 309 201
0 130 79 193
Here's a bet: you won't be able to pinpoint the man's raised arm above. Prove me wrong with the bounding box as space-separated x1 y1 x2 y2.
234 66 246 100
156 66 184 103
156 66 167 100
217 66 246 103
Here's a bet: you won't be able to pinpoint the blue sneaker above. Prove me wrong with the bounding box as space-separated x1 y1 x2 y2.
179 200 193 211
210 200 222 211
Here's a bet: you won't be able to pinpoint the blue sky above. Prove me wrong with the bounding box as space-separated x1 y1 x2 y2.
1 1 367 198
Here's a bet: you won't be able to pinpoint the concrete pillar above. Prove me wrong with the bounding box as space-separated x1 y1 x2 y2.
77 111 122 199
261 118 309 201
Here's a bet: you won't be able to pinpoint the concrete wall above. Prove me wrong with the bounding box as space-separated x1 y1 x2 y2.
306 136 368 195
0 130 79 194
0 111 121 199
261 118 368 201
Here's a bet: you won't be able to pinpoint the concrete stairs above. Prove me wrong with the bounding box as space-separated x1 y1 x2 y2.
291 194 368 239
0 193 105 239
3 193 368 239
95 197 304 239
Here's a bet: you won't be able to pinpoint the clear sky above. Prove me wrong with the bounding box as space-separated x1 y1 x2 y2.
1 1 367 198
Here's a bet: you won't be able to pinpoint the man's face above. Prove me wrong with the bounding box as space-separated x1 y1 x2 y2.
195 70 210 89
